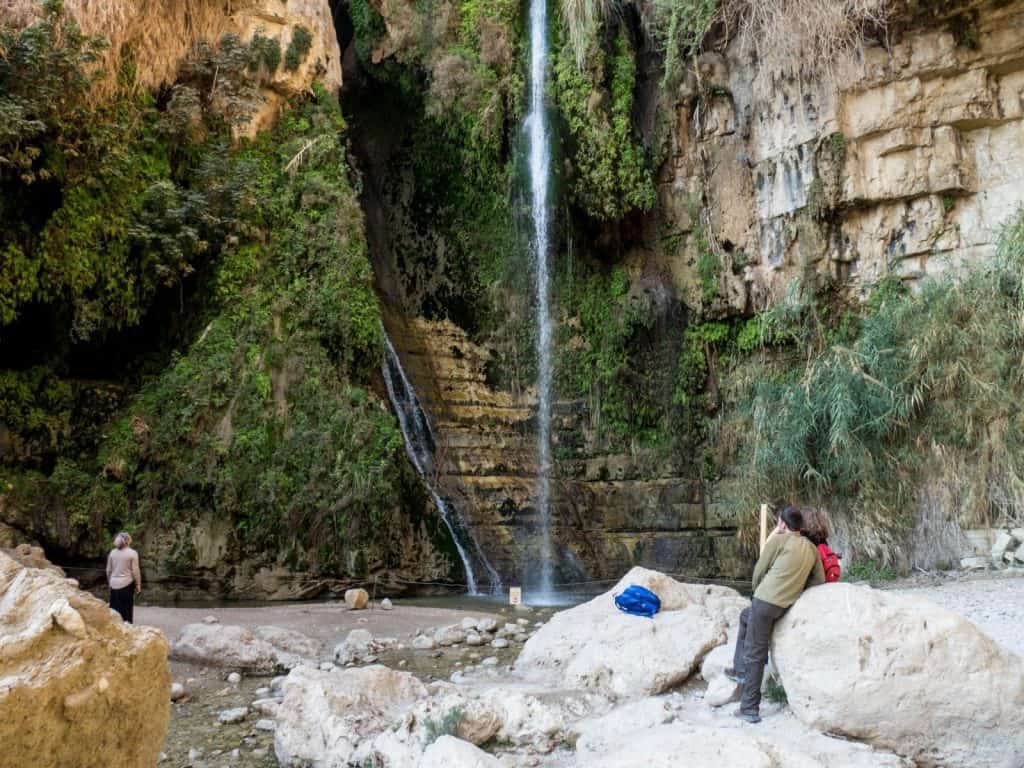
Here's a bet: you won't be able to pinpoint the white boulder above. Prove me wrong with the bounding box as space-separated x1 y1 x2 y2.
334 628 376 665
773 583 1024 768
381 598 394 610
0 552 171 768
172 623 317 672
418 735 500 768
253 625 321 663
571 698 674 758
413 635 436 651
704 675 741 707
434 625 466 647
991 531 1016 565
515 568 734 696
274 664 427 767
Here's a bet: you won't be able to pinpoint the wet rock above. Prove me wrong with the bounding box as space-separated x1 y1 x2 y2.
218 707 248 724
344 588 369 610
0 552 170 768
774 583 1024 767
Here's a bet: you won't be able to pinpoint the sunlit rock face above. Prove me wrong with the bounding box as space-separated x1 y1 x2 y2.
0 551 171 768
774 583 1024 768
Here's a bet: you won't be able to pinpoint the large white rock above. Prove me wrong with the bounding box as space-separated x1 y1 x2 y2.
418 736 500 768
773 583 1024 768
274 664 427 767
0 551 171 768
571 698 674 758
254 625 321 665
515 568 737 696
334 628 375 665
172 623 316 672
579 723 811 768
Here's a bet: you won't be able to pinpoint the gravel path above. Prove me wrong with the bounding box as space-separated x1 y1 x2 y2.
893 572 1024 656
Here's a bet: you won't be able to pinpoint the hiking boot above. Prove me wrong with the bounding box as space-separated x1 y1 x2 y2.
733 708 761 724
724 667 745 684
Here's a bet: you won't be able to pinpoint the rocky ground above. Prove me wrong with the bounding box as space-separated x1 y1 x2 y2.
137 571 1024 768
141 600 557 768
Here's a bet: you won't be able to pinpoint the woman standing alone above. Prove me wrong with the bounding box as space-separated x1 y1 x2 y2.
107 532 141 623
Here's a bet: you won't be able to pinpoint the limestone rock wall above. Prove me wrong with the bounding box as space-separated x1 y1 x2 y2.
656 0 1024 313
385 314 745 587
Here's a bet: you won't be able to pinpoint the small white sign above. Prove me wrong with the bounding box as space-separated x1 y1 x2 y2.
509 587 522 606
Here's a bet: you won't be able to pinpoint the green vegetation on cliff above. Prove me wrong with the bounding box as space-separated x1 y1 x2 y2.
714 211 1024 557
553 29 655 221
0 7 455 581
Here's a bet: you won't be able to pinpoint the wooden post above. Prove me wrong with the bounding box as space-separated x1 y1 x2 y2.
759 503 768 553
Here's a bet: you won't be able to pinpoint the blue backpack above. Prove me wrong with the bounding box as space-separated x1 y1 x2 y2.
614 585 661 618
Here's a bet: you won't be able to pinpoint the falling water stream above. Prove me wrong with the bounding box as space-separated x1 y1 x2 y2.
526 0 554 595
382 333 502 595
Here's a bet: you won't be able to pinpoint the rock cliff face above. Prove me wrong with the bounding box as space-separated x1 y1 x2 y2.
359 0 1024 585
653 0 1024 313
386 314 745 587
4 0 342 132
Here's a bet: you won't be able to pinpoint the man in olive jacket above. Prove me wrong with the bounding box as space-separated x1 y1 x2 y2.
727 505 825 723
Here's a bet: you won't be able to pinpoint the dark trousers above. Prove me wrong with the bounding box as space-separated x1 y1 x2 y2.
110 583 135 623
732 597 787 714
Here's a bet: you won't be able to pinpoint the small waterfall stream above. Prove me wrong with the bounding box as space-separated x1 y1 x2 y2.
381 333 502 595
526 0 554 594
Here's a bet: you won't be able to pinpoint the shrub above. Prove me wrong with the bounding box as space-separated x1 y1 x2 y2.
718 0 895 84
715 208 1024 560
553 31 656 220
284 26 313 72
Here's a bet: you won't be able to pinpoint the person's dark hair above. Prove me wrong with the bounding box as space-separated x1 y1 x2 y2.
800 506 829 545
779 506 803 532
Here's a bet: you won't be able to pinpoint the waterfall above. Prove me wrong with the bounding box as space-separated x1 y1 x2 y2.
526 0 554 594
381 333 502 595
